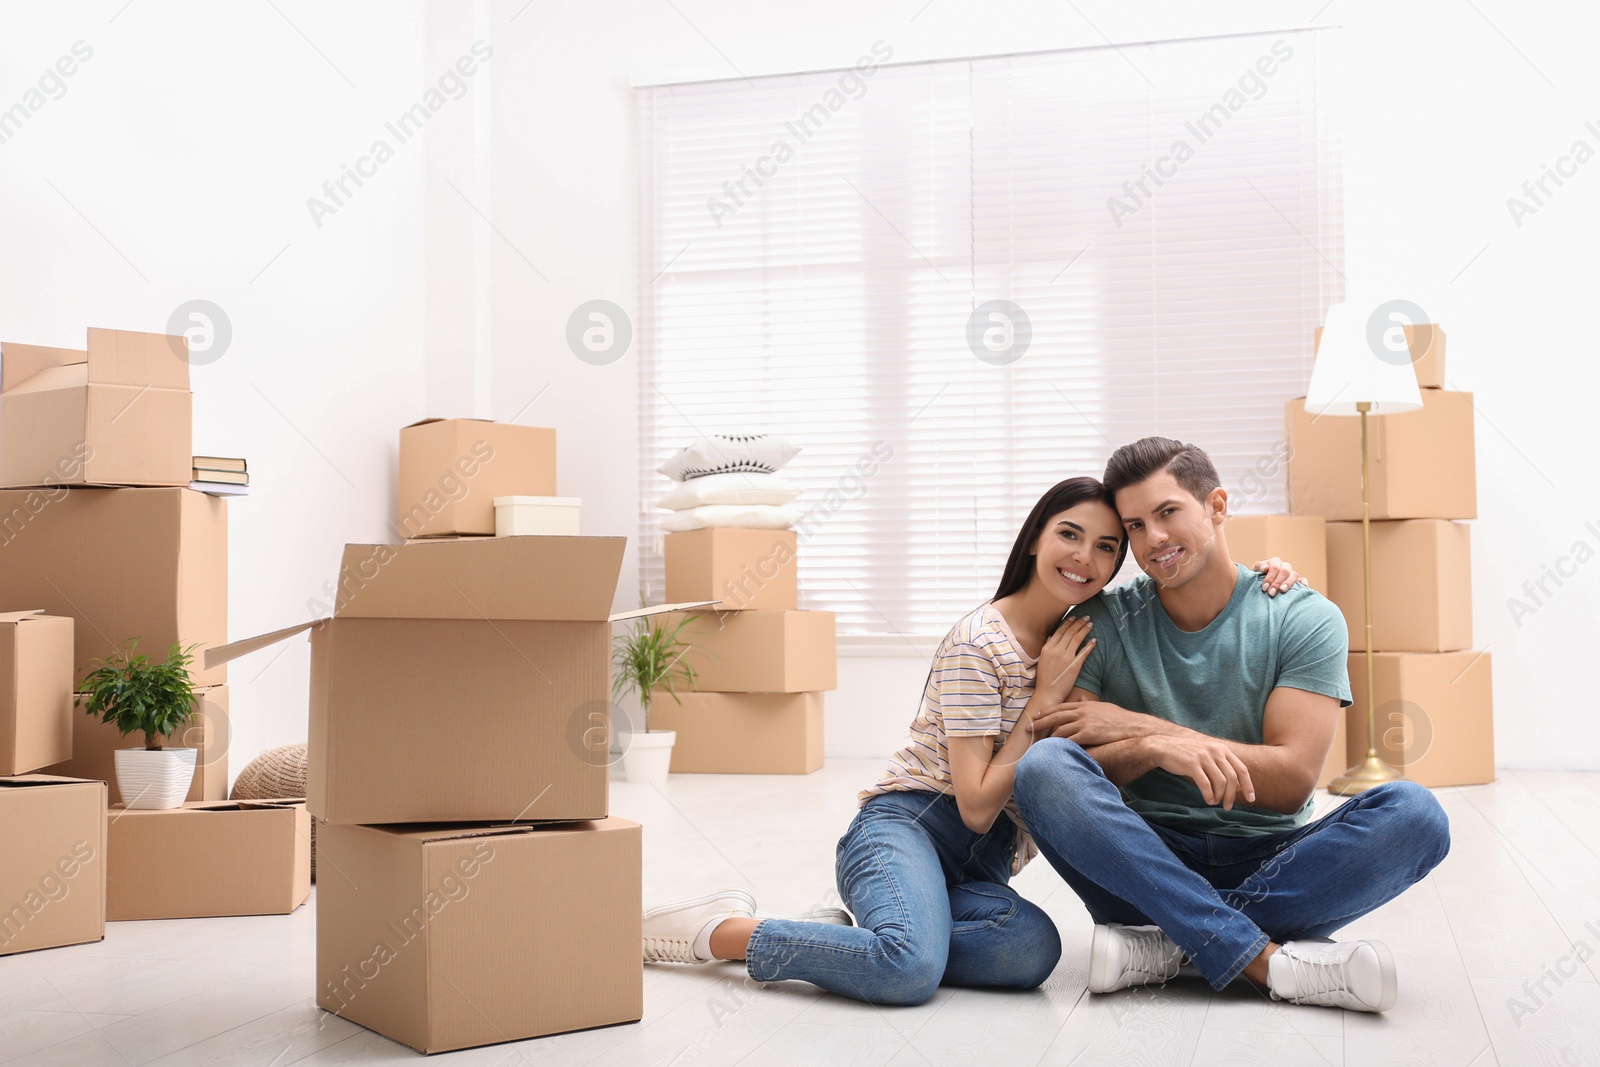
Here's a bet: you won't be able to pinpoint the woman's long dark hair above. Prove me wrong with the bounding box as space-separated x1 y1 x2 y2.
992 477 1128 606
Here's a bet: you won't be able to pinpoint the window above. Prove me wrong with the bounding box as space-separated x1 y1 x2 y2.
637 29 1341 634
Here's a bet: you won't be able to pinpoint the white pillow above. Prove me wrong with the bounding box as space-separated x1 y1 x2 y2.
657 434 801 481
659 503 804 533
656 472 804 510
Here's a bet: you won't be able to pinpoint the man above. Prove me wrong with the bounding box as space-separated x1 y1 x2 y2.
1011 437 1450 1012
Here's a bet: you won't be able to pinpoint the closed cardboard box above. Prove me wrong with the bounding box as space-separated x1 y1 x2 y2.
208 537 711 826
1225 515 1328 593
316 818 642 1054
665 528 799 610
661 609 836 693
1326 520 1471 652
0 775 106 957
0 487 228 686
1315 322 1445 389
106 800 310 920
46 685 230 806
0 328 192 488
398 419 556 538
0 611 74 775
1286 390 1476 521
651 690 824 774
1344 650 1493 787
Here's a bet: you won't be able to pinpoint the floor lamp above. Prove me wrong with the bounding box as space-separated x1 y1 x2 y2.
1305 303 1423 796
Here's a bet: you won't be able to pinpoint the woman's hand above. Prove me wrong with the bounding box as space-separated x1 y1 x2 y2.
1252 556 1309 597
1033 616 1096 703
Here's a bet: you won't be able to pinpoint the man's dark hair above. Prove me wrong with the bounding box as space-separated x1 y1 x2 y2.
1103 436 1221 505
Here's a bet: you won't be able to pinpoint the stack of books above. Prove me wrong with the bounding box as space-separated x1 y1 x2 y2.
191 456 248 496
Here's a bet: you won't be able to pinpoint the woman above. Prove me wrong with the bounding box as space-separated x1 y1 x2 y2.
640 477 1303 1005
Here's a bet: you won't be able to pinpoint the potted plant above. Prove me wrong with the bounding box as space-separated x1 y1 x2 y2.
611 614 700 786
80 640 202 810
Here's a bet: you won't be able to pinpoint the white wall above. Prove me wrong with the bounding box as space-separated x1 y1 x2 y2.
2 1 1592 774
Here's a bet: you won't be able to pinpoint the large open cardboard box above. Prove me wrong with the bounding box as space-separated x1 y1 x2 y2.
0 328 192 488
659 609 836 693
1327 519 1472 652
45 685 230 805
1344 650 1494 787
207 536 711 825
0 487 228 686
0 775 106 957
665 528 799 610
0 611 74 775
1285 390 1476 521
651 690 824 774
317 818 642 1054
1224 515 1328 594
398 418 556 538
106 800 310 920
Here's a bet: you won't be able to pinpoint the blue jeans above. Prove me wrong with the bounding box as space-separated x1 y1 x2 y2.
1012 738 1451 990
744 789 1062 1005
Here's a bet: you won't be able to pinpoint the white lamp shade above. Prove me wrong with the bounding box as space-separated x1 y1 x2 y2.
1305 303 1423 416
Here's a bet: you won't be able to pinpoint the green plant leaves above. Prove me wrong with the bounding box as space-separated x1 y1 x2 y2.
611 614 699 733
78 640 201 750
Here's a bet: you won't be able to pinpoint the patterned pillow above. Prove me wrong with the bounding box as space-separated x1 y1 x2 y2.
657 434 800 481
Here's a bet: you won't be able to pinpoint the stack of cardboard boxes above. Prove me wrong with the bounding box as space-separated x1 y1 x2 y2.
0 610 106 959
0 326 309 953
652 527 836 774
207 426 654 1054
1286 323 1494 786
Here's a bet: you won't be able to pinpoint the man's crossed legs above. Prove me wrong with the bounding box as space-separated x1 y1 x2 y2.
1012 738 1451 1011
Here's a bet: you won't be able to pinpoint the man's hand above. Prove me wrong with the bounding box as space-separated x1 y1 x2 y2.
1029 700 1169 746
1143 733 1257 809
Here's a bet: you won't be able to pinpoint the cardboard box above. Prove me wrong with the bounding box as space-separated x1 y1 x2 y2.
1316 323 1445 389
206 537 713 825
1344 650 1493 787
0 487 228 687
398 419 556 538
105 800 309 920
1286 390 1476 521
1225 515 1328 593
0 328 192 488
665 528 799 610
0 611 74 775
1326 520 1471 653
316 818 642 1054
650 690 824 774
0 775 106 956
45 685 230 806
659 609 836 693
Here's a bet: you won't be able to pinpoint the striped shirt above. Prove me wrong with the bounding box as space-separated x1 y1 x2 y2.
860 601 1039 872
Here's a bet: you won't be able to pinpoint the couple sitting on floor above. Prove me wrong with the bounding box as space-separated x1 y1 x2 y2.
641 436 1451 1013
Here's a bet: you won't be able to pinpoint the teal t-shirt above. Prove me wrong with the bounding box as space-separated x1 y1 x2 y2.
1073 563 1352 837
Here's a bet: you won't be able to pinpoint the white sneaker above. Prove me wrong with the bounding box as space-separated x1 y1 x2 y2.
642 889 757 964
1267 939 1397 1012
1088 924 1185 993
755 906 853 926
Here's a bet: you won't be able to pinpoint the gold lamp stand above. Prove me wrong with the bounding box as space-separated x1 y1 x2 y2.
1329 401 1402 795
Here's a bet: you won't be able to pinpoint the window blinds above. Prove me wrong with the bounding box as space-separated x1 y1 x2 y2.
638 29 1341 634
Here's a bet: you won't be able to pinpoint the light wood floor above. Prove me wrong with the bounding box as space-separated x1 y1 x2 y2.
3 761 1596 1065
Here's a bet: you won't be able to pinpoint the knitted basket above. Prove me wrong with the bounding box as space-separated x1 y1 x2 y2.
231 743 315 881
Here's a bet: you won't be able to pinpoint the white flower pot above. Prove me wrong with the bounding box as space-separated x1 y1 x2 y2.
114 747 197 809
621 729 675 786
